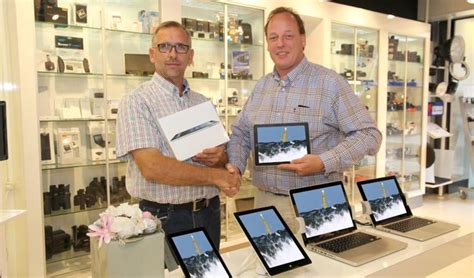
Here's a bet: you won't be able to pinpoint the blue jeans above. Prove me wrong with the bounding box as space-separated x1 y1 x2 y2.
139 196 221 249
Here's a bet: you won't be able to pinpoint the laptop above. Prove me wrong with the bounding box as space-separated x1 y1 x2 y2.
289 181 407 266
357 176 460 241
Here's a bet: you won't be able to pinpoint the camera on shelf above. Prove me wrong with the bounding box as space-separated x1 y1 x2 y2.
45 225 72 259
43 184 71 214
72 224 90 252
73 189 97 210
192 71 209 78
111 176 131 205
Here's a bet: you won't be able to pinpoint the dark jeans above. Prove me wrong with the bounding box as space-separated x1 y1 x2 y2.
139 196 221 249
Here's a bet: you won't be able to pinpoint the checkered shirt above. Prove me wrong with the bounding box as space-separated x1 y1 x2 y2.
116 73 219 204
228 57 382 195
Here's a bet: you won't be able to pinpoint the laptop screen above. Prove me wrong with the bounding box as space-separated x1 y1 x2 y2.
357 176 412 225
289 182 356 243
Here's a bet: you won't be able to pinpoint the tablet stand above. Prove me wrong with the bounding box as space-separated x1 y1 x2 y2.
351 201 372 226
234 250 269 276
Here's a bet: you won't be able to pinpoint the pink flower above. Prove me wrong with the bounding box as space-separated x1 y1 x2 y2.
142 211 153 219
87 213 119 248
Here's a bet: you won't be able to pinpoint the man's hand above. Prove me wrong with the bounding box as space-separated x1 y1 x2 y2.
219 163 241 197
277 154 325 176
192 145 227 167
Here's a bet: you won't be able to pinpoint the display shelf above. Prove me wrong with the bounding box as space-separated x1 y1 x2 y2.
105 28 153 36
44 206 106 218
38 71 104 78
42 159 126 170
47 249 90 264
39 118 108 123
35 21 102 32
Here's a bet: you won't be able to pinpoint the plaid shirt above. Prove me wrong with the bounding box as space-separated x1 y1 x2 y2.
228 57 382 195
116 73 218 204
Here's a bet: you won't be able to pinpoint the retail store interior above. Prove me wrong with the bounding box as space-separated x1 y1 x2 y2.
1 0 473 277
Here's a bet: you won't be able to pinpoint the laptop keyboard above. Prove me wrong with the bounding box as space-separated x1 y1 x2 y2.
317 232 379 253
385 217 434 233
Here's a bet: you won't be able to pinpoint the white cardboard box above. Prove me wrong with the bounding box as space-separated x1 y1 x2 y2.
158 101 229 161
91 232 164 278
56 127 82 164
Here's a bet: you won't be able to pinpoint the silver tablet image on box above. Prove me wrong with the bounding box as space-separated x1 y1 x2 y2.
158 101 229 161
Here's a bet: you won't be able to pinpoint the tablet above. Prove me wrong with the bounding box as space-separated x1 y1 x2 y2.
234 206 312 276
167 228 232 278
254 123 310 165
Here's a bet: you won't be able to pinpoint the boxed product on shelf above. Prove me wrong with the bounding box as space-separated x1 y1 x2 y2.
56 127 82 164
40 127 56 165
107 99 119 119
87 122 116 161
72 3 88 25
90 89 106 118
139 10 159 33
36 49 58 72
55 35 87 73
57 98 82 119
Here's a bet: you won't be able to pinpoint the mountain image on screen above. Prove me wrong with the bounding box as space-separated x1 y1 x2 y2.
182 250 228 278
252 229 305 267
369 194 406 221
258 140 307 163
300 203 353 237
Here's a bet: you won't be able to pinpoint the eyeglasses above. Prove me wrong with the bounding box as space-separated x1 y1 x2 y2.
155 43 190 54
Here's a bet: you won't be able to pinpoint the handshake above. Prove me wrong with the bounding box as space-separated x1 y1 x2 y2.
192 146 241 198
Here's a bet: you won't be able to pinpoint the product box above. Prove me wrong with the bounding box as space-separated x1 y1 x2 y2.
91 232 164 278
73 3 87 24
87 122 116 161
56 127 82 164
90 89 106 119
107 99 120 119
57 98 82 119
36 49 58 72
40 128 56 165
55 36 86 73
139 10 160 33
158 101 229 161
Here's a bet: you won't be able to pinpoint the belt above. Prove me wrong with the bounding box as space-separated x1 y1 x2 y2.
141 196 218 212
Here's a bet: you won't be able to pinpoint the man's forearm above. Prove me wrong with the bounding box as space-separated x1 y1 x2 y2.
133 149 224 186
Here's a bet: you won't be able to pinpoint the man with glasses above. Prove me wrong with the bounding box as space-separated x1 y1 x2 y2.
116 21 240 248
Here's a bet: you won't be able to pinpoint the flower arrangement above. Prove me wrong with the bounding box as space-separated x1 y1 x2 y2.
87 203 161 247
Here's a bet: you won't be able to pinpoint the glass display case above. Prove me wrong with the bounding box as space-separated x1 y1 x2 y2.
181 0 264 241
386 34 425 193
35 0 159 274
331 23 379 202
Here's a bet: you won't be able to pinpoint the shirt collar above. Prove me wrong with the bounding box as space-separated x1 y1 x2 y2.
152 72 190 96
272 56 309 85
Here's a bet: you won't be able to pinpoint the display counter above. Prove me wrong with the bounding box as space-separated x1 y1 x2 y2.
165 194 473 277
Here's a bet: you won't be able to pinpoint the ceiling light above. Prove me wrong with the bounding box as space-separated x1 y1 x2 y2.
387 14 395 19
467 0 474 4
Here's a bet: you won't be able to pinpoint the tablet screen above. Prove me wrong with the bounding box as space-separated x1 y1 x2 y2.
167 228 232 278
254 123 310 165
234 206 311 275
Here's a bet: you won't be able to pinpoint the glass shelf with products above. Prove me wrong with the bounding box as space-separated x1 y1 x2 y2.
42 159 126 171
386 34 425 193
331 23 379 196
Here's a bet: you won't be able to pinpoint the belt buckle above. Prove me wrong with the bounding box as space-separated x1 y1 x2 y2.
192 198 209 212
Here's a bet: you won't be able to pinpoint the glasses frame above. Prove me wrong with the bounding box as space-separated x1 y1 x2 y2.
155 42 191 54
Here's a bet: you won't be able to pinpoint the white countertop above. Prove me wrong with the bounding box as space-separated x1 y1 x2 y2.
0 209 26 225
166 194 474 277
